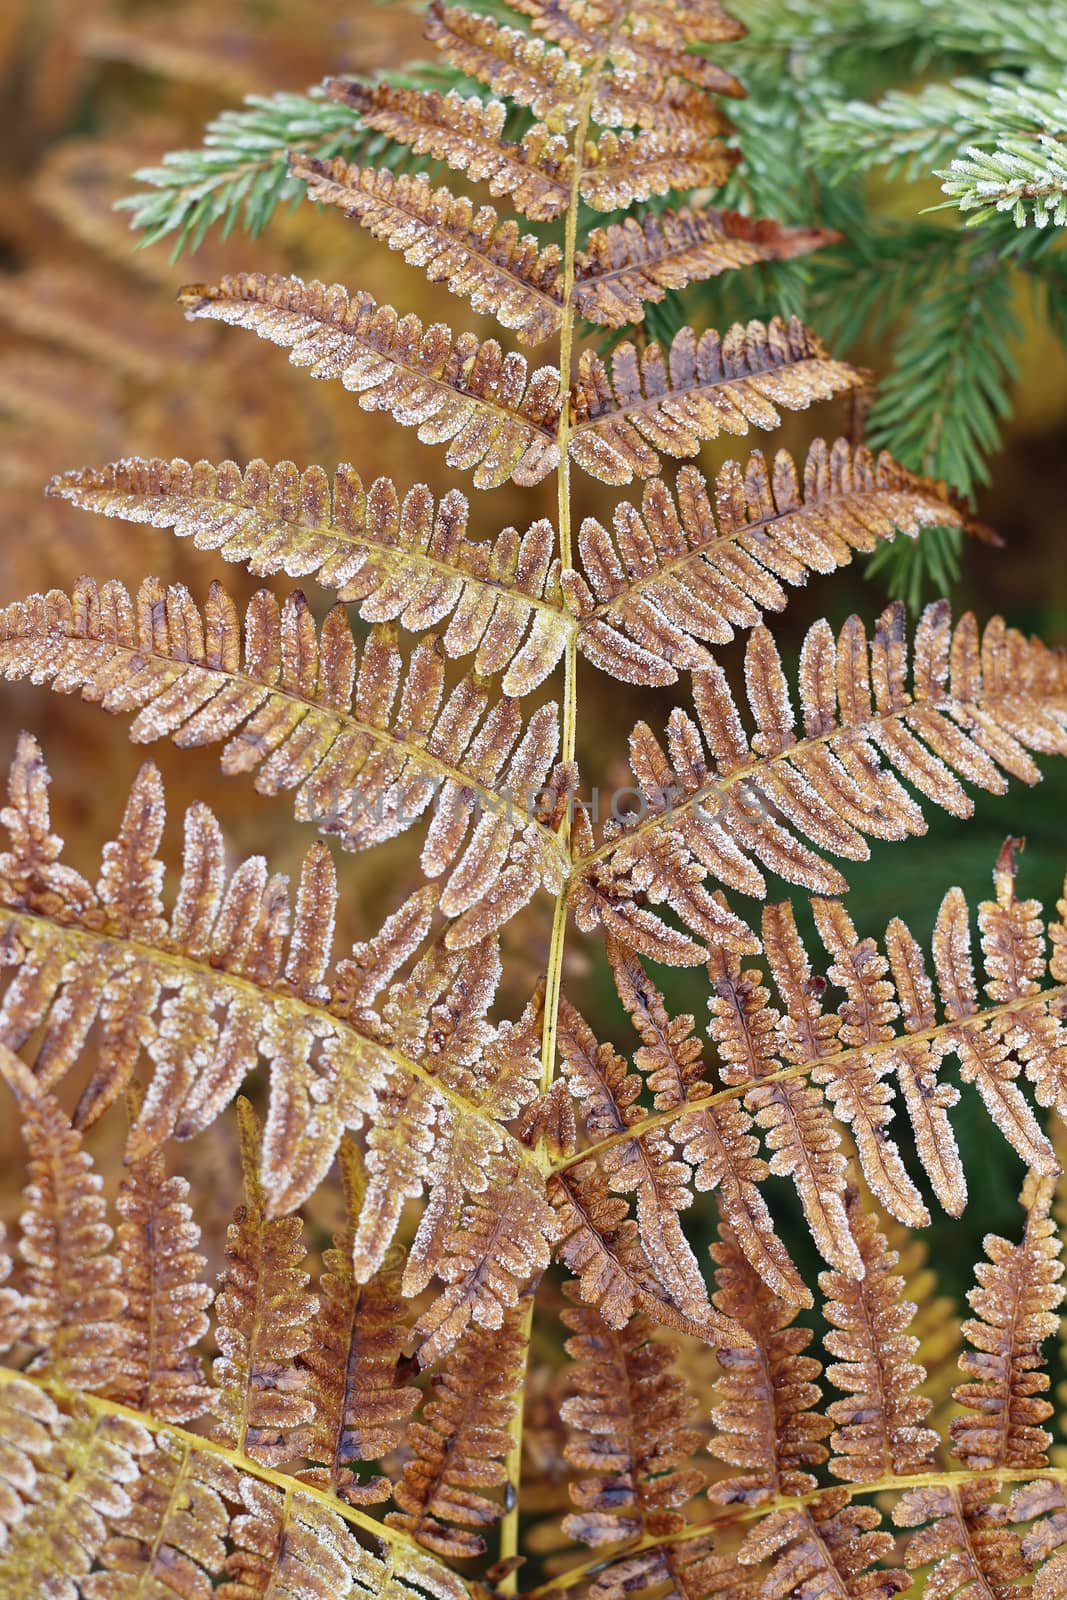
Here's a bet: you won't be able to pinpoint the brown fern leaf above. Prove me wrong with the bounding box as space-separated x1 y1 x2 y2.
951 1171 1064 1474
579 1540 745 1600
572 601 1067 958
298 1141 419 1506
931 850 1064 1179
0 1048 125 1394
88 1435 239 1599
592 75 736 140
108 1132 214 1424
605 924 804 1307
0 727 95 918
386 1307 526 1558
557 994 714 1325
46 461 570 694
219 1473 466 1600
939 835 1067 1164
423 2 582 129
893 1178 1065 1598
709 1240 911 1600
567 792 758 968
0 579 563 926
880 1210 963 1440
42 757 168 1129
573 942 798 1307
568 317 865 484
561 443 990 685
807 898 933 1229
505 0 746 97
679 1093 810 1310
0 1378 149 1598
903 1488 1050 1600
820 1188 938 1482
573 209 838 330
0 737 544 1285
625 0 747 48
602 939 805 1303
737 1493 908 1600
786 894 963 1224
326 81 573 223
178 273 562 489
708 1215 831 1506
578 127 739 214
1010 1479 1067 1599
210 1098 318 1468
412 1155 556 1368
565 848 1067 1281
0 1228 22 1354
292 158 565 347
559 1294 705 1548
547 1158 745 1344
706 940 862 1278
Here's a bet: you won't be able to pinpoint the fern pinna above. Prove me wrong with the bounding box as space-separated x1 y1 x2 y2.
2 0 1067 1596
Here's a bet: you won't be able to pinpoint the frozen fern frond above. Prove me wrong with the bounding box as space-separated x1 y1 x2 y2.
561 442 992 683
7 2 1067 1597
0 580 564 941
46 435 984 693
210 1097 319 1467
538 1178 1067 1600
569 600 1067 962
554 838 1067 1287
0 734 557 1358
44 460 570 695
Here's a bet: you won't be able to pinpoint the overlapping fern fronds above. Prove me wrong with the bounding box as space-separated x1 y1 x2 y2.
4 1 1067 1598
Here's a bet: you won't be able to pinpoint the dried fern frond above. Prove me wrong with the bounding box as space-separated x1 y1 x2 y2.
108 1124 214 1424
411 1156 556 1367
707 1213 832 1505
292 157 566 346
325 82 574 223
557 994 713 1325
561 838 1067 1279
386 1307 526 1558
893 1174 1066 1597
607 936 806 1306
46 460 570 694
572 207 838 329
299 1141 419 1505
820 1189 939 1482
577 126 740 213
562 441 989 685
0 1378 150 1598
568 317 864 484
0 1048 126 1395
10 0 1067 1593
547 1157 742 1344
423 2 583 131
0 1375 465 1600
0 734 550 1333
573 601 1067 960
560 1294 705 1548
178 273 563 489
504 0 746 98
0 580 564 925
951 1171 1064 1473
88 1433 239 1599
209 1099 318 1468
